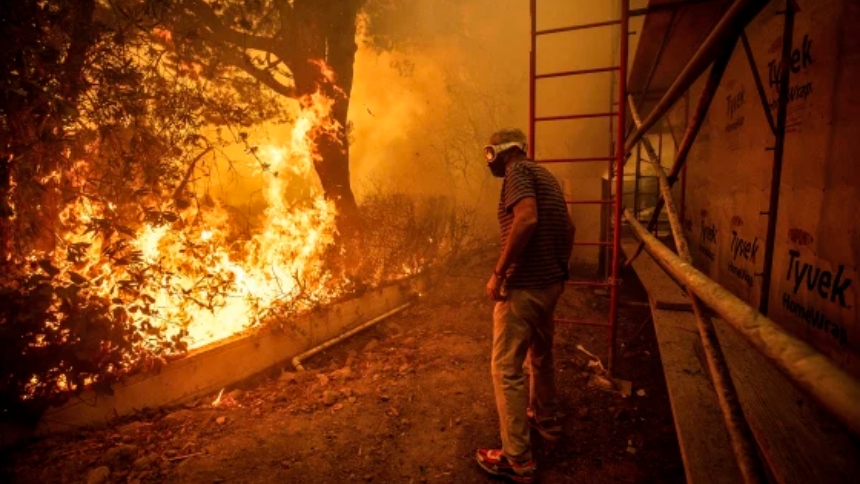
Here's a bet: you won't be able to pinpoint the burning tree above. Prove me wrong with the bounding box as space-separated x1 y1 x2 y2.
0 0 382 422
0 0 475 424
165 0 366 235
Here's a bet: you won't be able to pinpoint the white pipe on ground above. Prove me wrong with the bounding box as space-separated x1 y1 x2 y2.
292 301 414 371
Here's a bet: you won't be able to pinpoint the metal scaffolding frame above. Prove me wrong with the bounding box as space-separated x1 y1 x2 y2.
625 210 860 439
528 0 763 375
626 0 799 318
628 96 766 483
528 0 860 452
528 0 629 375
617 0 860 481
628 0 770 239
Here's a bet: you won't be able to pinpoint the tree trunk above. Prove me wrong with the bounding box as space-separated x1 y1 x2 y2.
316 126 359 238
290 0 363 239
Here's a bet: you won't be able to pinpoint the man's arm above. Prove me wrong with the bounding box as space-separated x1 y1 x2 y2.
494 197 538 276
487 197 538 300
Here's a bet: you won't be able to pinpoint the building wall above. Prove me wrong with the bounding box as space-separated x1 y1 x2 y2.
535 0 619 267
534 0 649 270
676 0 859 377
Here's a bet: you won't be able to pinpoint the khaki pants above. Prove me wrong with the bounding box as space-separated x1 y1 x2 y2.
491 282 564 462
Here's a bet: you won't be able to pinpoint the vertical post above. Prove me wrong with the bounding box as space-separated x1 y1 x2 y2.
606 118 615 280
681 162 688 224
608 0 629 376
657 129 664 236
634 143 642 218
528 0 537 160
606 5 620 282
680 92 690 223
759 2 795 315
741 31 777 134
563 179 576 274
608 173 615 281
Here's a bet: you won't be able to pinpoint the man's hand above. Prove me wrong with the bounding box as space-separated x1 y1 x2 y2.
491 197 537 300
486 272 505 301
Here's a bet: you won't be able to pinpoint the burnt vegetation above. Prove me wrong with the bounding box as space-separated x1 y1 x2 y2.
0 0 480 424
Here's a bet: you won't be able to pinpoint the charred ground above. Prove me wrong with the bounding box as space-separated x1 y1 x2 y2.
2 250 683 484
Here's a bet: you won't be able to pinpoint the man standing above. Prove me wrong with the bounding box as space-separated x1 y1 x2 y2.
476 128 574 483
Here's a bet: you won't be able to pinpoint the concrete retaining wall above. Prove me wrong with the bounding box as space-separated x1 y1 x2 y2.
29 274 429 437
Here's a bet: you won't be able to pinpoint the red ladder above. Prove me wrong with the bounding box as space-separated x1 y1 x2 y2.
528 0 630 374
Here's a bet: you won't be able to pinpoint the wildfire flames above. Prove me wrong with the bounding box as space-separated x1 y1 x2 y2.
39 88 346 356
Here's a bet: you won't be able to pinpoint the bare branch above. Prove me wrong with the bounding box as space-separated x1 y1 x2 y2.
183 0 280 55
219 48 296 98
172 147 213 201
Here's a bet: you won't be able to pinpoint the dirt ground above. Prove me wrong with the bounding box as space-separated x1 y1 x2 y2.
2 251 684 484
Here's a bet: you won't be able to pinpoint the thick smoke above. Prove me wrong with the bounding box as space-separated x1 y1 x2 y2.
205 0 648 249
349 0 647 257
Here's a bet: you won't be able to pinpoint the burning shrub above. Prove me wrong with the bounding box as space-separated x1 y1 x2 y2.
0 0 358 421
0 262 177 424
0 188 345 423
0 0 487 427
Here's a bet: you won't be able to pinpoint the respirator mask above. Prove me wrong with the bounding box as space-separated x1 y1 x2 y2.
484 141 527 178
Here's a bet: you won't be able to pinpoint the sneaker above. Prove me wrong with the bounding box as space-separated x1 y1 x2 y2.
475 448 536 483
526 407 563 442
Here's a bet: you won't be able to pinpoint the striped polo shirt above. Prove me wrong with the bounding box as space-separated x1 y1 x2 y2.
498 160 572 288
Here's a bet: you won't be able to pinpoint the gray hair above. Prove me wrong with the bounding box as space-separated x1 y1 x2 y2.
489 128 528 146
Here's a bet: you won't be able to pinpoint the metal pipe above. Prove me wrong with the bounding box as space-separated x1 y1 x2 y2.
536 66 620 79
536 19 621 36
537 156 616 163
627 34 738 264
624 210 860 439
680 92 690 223
528 0 537 160
630 0 725 16
606 55 618 284
688 297 765 483
629 97 688 257
634 143 642 218
680 160 688 223
292 302 413 371
607 0 630 376
657 128 664 235
664 110 681 148
567 200 615 205
536 112 618 122
566 280 613 287
624 0 770 154
740 31 777 134
629 97 766 483
759 2 795 315
555 318 612 328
